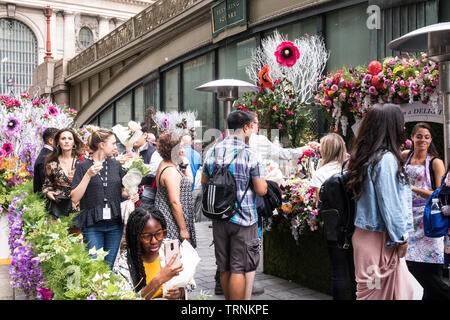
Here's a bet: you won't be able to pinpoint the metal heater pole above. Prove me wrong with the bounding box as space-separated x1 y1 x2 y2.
441 61 450 166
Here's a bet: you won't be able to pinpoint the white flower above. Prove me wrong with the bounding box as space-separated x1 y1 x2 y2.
128 121 141 133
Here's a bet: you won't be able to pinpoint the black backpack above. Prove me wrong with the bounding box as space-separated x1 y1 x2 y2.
202 147 250 221
258 180 282 219
317 162 355 249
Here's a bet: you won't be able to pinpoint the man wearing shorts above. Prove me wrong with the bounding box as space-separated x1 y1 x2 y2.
202 110 268 300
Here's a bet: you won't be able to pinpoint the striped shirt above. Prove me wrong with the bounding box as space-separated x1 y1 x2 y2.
202 136 265 227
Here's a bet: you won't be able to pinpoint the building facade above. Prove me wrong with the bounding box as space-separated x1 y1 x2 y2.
0 0 153 97
47 0 450 132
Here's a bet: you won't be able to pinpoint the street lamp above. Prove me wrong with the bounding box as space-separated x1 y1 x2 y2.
195 79 258 127
43 5 53 60
388 22 450 164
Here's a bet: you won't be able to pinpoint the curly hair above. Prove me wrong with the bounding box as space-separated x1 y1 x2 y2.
156 131 181 162
126 207 167 293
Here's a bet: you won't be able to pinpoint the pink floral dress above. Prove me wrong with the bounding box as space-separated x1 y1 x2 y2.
405 154 444 264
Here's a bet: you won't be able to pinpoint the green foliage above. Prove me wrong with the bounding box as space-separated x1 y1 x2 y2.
236 78 316 148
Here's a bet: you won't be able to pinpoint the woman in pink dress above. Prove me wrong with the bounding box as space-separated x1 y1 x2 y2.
346 103 414 300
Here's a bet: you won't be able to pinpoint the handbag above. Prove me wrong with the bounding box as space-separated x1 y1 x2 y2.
49 194 73 218
423 176 450 238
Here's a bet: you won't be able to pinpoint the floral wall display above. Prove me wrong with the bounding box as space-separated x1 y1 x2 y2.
152 111 197 140
0 93 76 173
312 53 440 136
237 31 329 147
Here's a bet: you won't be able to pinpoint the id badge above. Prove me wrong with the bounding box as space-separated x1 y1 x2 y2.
103 204 111 220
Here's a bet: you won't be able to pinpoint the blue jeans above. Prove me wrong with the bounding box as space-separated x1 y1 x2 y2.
82 219 124 270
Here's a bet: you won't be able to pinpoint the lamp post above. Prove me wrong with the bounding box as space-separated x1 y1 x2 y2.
388 22 450 164
43 5 53 61
195 79 258 128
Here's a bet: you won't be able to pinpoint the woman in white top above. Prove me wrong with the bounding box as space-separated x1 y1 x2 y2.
311 133 356 300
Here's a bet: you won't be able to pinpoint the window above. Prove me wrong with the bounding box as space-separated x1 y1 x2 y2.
79 27 94 48
183 53 214 131
144 77 160 111
325 4 370 72
163 68 179 112
0 18 38 95
264 17 317 40
99 105 113 128
134 85 145 122
115 93 132 126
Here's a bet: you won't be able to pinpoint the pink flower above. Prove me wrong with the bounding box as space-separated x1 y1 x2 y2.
331 84 338 91
274 41 300 67
2 143 12 156
324 78 333 86
47 106 58 116
368 86 378 95
324 100 332 107
339 92 346 100
37 287 54 300
405 139 412 149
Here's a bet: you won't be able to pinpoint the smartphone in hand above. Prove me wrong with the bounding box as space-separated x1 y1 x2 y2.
164 240 181 267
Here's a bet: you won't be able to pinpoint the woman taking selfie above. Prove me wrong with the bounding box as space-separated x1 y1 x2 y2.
402 122 449 300
124 207 185 300
346 103 414 300
71 127 139 269
42 128 83 218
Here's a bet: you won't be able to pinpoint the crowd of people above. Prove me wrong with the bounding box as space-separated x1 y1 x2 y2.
31 103 449 300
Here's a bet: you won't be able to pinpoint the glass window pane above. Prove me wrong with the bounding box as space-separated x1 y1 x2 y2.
134 85 145 122
80 27 93 48
145 78 160 111
264 17 317 39
164 68 178 112
218 37 256 82
183 53 213 131
99 106 113 128
116 93 132 126
325 4 370 72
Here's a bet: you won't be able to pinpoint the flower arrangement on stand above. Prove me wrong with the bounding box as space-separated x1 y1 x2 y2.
313 53 440 135
237 31 328 147
153 111 197 140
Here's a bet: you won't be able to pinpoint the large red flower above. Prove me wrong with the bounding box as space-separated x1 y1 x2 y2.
275 41 300 67
258 65 274 90
368 60 382 76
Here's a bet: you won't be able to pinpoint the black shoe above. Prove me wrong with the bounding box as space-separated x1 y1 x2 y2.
252 285 264 295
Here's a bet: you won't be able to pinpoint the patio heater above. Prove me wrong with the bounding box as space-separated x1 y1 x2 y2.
388 22 450 164
195 79 258 127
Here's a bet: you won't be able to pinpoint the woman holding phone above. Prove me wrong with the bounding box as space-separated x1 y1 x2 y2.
71 127 139 269
125 207 185 299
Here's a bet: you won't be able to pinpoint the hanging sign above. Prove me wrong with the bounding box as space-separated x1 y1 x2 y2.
211 0 247 38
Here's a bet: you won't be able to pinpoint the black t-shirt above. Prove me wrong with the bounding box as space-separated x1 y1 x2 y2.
71 157 125 228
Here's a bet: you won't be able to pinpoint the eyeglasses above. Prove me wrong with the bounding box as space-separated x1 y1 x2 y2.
140 229 166 242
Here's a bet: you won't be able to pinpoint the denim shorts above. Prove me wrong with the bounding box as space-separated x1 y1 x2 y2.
212 220 260 274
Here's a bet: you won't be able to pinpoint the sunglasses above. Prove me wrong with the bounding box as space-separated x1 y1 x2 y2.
140 229 167 242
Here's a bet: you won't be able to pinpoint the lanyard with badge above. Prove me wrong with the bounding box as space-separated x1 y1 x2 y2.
98 160 111 220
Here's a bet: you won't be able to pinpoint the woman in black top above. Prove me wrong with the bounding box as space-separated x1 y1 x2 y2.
71 127 139 269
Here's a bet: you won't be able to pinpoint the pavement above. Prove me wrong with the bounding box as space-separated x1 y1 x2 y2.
0 220 332 300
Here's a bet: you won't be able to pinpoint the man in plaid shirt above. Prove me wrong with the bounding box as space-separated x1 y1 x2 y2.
202 110 268 300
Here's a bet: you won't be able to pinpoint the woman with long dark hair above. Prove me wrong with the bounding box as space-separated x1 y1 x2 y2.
125 207 184 299
401 122 448 300
347 103 414 300
42 128 83 218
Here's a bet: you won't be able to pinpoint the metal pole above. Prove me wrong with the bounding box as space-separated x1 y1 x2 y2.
441 61 450 166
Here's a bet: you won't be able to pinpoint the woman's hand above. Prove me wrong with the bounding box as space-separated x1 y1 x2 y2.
158 253 183 284
86 163 102 178
164 287 184 300
180 229 190 242
47 190 61 202
395 242 408 258
128 193 140 203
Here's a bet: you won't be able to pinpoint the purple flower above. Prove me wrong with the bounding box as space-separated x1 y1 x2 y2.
4 117 21 138
324 78 332 86
330 84 338 92
87 293 97 300
387 58 395 66
19 143 37 168
324 100 332 107
414 60 420 67
161 115 170 131
364 74 372 82
425 86 433 94
423 66 430 74
339 92 346 100
384 79 392 87
368 86 378 95
36 287 54 300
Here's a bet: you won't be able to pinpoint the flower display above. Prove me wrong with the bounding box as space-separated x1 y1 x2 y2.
258 65 274 90
313 53 440 135
153 111 197 139
46 106 59 117
4 116 21 138
274 41 300 67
